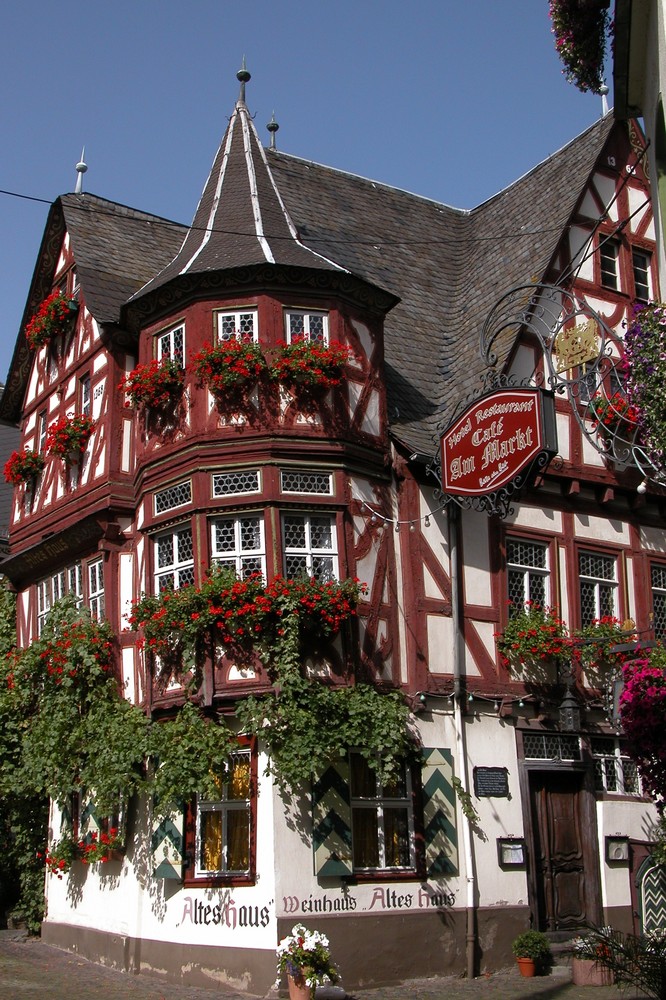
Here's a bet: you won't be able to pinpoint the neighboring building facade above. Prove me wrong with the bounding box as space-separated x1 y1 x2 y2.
614 0 666 286
1 80 664 993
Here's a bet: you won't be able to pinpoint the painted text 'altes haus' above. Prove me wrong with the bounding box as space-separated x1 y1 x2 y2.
2 76 666 993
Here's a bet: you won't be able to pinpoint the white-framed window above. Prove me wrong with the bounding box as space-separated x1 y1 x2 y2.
38 411 48 453
507 538 550 613
216 309 258 343
157 324 185 367
632 248 652 301
285 310 329 345
651 564 666 641
88 558 105 620
195 749 253 877
37 579 52 636
212 469 261 498
282 512 338 581
280 469 333 495
591 737 641 795
35 560 88 635
80 373 91 417
599 236 620 290
211 515 266 579
350 752 415 872
578 550 618 627
154 526 195 592
154 481 192 517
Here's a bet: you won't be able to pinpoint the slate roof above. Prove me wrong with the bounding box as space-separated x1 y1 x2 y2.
268 113 615 453
134 99 340 301
1 108 617 457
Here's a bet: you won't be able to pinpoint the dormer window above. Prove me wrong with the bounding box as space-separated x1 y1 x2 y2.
217 309 258 343
157 324 185 367
285 310 328 345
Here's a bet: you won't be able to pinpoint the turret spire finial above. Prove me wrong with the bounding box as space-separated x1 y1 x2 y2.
267 111 279 150
75 147 88 195
600 84 609 117
237 57 251 104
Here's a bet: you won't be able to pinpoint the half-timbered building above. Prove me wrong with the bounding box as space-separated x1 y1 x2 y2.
1 72 664 992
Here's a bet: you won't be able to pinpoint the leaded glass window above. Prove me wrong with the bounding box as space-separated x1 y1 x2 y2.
196 750 252 876
157 324 185 367
652 564 666 641
285 310 328 345
507 538 549 614
216 309 258 343
579 551 617 627
154 526 195 592
211 515 265 579
282 512 337 581
591 737 641 795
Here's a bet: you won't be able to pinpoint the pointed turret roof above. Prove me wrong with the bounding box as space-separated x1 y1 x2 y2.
134 85 342 303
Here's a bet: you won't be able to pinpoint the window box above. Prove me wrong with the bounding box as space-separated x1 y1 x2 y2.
269 340 351 392
46 414 95 461
190 340 267 400
119 358 184 410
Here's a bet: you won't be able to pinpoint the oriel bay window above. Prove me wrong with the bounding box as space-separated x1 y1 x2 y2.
211 514 266 579
217 308 258 342
350 753 415 872
156 323 185 366
154 525 195 592
282 512 338 580
188 745 256 882
285 309 328 344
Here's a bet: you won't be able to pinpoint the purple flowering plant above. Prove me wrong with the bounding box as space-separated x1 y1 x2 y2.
624 302 666 468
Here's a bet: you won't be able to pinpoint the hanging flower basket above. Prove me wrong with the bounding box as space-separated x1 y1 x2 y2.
269 339 352 391
588 392 640 439
624 302 666 469
3 448 45 486
46 414 95 459
118 358 184 410
549 0 611 94
190 339 267 399
25 290 79 351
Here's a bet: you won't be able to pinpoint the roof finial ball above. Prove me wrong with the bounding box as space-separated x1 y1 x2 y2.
75 147 88 195
600 83 609 117
267 111 279 150
237 57 251 104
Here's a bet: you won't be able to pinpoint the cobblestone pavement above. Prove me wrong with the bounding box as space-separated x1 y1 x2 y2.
0 932 644 1000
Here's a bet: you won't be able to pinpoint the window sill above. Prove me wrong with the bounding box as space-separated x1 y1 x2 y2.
183 873 256 888
346 868 425 884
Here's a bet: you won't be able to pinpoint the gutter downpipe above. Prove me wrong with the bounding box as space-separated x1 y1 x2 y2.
449 502 477 980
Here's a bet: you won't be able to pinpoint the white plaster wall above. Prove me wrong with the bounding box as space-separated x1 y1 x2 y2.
574 513 629 545
556 412 571 462
569 225 595 282
461 510 491 606
505 504 562 534
596 797 659 910
427 614 457 673
594 174 619 220
640 525 666 553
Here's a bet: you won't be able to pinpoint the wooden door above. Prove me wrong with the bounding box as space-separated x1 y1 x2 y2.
530 771 590 930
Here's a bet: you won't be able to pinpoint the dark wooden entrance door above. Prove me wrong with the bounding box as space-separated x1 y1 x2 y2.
530 771 591 930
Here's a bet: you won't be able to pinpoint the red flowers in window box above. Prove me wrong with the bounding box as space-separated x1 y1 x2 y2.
190 339 268 397
46 414 95 459
3 448 45 485
269 339 352 390
588 392 640 436
25 290 79 350
118 358 184 409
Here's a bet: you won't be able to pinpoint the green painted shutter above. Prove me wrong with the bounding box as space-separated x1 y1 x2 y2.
79 788 102 842
312 760 353 877
151 801 185 880
421 748 458 875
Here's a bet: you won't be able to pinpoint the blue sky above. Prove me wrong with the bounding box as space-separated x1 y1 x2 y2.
1 1 612 387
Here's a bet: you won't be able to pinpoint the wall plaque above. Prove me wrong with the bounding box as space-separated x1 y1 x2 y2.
473 766 509 798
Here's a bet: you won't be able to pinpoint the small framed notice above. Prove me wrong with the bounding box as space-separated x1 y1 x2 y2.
473 766 509 798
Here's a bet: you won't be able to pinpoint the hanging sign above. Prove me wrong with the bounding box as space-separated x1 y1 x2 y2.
440 387 556 498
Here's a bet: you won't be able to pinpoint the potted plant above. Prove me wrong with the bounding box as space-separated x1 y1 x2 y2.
512 930 552 977
495 601 569 673
269 338 352 392
588 392 640 440
190 339 267 402
25 289 79 351
118 357 184 410
571 934 615 986
3 448 45 486
46 414 95 460
275 923 339 1000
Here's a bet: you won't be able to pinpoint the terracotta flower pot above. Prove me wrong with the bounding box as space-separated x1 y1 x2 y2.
572 956 614 986
516 957 536 978
287 972 313 1000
